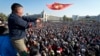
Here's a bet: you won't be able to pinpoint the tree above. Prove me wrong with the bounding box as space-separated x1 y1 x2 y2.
26 13 29 16
63 15 67 21
63 15 73 21
68 17 73 21
0 13 8 21
86 15 90 18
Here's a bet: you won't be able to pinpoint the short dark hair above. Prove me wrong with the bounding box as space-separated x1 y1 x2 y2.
11 3 23 11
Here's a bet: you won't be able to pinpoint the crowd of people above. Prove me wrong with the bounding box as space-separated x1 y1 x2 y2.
26 21 100 56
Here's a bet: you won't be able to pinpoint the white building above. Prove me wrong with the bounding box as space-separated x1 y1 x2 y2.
72 15 79 20
41 10 63 22
72 15 100 22
30 10 63 22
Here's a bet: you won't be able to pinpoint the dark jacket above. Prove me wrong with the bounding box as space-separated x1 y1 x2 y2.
8 13 37 39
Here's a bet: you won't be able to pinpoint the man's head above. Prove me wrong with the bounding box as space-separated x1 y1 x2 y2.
36 18 42 23
35 18 43 28
11 3 23 17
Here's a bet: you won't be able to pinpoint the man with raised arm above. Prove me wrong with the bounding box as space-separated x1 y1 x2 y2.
8 3 42 56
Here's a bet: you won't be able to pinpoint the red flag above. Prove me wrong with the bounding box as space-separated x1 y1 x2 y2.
47 2 72 10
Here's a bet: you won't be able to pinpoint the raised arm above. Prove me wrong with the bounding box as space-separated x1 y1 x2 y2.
22 15 38 22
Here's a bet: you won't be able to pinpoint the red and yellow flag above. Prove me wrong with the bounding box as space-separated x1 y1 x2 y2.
47 2 72 10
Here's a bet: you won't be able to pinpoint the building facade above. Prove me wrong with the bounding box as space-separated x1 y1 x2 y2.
72 15 100 22
30 10 63 22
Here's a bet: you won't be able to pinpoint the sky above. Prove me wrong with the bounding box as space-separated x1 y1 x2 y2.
0 0 100 17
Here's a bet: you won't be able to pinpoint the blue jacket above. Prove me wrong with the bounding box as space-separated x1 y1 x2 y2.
8 13 37 39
